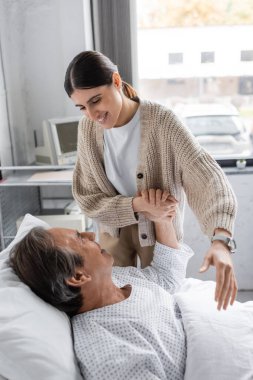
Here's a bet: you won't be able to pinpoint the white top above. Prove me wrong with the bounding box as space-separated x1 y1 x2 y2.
72 242 194 380
103 108 140 196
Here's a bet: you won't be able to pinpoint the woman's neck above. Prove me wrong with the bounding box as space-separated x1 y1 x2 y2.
114 96 139 127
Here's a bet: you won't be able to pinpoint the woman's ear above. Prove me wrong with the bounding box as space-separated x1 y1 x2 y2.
66 270 91 287
112 72 122 89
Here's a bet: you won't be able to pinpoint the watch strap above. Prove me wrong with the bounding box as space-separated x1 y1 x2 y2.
211 234 236 253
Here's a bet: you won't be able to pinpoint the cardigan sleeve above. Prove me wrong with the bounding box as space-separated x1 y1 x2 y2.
72 121 138 228
171 114 237 238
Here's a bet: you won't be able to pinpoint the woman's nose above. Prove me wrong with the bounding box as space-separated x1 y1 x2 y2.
84 107 96 121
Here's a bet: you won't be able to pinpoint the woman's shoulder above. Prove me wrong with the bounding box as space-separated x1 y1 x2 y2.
139 99 172 113
139 99 185 131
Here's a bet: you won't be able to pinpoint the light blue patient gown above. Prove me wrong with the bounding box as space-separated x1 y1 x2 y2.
72 242 193 380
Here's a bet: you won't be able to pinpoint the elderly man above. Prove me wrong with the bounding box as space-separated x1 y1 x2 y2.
9 190 235 380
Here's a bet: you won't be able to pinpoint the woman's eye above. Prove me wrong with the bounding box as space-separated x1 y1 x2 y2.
92 98 101 104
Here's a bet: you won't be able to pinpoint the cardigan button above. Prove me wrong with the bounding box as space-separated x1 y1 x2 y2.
141 233 147 240
137 173 143 179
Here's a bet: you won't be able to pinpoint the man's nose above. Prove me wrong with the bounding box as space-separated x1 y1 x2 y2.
81 232 95 241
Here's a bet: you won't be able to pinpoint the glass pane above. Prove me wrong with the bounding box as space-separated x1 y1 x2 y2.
136 0 253 160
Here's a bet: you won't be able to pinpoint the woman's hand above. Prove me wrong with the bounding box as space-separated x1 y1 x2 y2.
133 189 178 221
199 241 238 310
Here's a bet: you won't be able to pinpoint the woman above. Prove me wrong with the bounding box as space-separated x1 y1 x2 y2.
64 50 238 310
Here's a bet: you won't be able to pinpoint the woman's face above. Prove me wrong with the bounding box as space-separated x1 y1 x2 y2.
70 74 123 129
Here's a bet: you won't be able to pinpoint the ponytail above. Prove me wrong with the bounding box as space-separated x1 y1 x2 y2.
122 81 138 100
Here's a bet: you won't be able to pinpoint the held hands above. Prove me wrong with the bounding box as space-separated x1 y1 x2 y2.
136 189 178 222
199 241 238 310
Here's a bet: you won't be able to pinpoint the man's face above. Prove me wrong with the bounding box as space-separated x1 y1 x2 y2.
48 228 113 275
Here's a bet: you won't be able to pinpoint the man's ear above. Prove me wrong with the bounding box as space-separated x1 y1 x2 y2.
112 72 122 89
66 270 91 287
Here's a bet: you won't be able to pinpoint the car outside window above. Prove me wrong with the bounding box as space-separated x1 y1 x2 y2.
136 0 253 166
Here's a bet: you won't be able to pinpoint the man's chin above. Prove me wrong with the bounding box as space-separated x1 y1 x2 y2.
101 249 113 261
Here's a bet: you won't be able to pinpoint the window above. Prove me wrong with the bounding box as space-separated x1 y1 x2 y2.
169 53 183 65
241 50 253 62
201 51 215 63
239 77 253 95
136 0 253 164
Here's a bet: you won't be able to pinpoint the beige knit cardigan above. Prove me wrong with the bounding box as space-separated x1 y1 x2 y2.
73 100 237 247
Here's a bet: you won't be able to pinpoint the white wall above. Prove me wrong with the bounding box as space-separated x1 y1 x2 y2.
0 0 88 165
0 48 13 166
185 172 253 290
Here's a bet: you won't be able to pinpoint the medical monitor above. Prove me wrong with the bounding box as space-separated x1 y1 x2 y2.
35 116 80 165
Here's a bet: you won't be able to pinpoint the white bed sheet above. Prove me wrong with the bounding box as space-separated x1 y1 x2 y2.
175 279 253 380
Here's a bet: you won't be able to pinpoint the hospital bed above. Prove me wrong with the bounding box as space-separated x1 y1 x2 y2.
0 214 252 380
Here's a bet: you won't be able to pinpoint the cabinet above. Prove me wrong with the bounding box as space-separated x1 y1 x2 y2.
0 165 82 249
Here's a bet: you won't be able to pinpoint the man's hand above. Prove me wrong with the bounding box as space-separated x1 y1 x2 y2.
134 189 178 221
199 241 238 310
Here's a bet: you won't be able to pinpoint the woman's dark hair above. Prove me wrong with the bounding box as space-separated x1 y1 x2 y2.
64 50 137 99
9 227 84 317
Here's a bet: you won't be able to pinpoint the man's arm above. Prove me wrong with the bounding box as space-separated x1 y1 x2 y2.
139 190 193 293
154 218 179 250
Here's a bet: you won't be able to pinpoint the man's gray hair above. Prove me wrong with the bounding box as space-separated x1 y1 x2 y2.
9 227 84 316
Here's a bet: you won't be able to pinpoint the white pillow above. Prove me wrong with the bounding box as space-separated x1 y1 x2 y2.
0 214 83 380
174 281 253 380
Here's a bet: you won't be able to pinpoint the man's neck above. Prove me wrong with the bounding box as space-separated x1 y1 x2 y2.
78 281 132 314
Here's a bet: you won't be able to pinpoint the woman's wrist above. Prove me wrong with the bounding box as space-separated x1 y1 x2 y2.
213 227 231 237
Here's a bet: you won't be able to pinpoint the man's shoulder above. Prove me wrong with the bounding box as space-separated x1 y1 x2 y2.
112 266 144 285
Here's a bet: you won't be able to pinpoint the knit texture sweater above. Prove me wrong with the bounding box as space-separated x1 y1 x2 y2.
72 100 237 247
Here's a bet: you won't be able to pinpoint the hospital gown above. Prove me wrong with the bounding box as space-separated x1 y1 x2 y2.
72 242 193 380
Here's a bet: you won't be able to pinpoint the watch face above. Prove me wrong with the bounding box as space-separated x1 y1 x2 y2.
228 238 236 251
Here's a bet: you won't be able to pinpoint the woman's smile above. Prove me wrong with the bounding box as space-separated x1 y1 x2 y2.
97 112 108 125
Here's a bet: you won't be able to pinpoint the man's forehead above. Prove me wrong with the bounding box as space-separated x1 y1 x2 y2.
48 227 75 242
49 227 68 234
48 228 95 243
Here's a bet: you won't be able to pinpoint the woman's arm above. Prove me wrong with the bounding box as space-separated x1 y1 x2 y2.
172 113 237 237
73 158 137 227
171 113 238 310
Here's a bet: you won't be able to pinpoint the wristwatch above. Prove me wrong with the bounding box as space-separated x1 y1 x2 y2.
211 234 236 253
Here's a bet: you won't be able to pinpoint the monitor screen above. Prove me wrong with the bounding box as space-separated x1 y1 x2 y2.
56 121 78 154
35 116 80 165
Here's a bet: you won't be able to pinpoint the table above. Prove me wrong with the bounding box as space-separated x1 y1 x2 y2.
0 165 74 249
